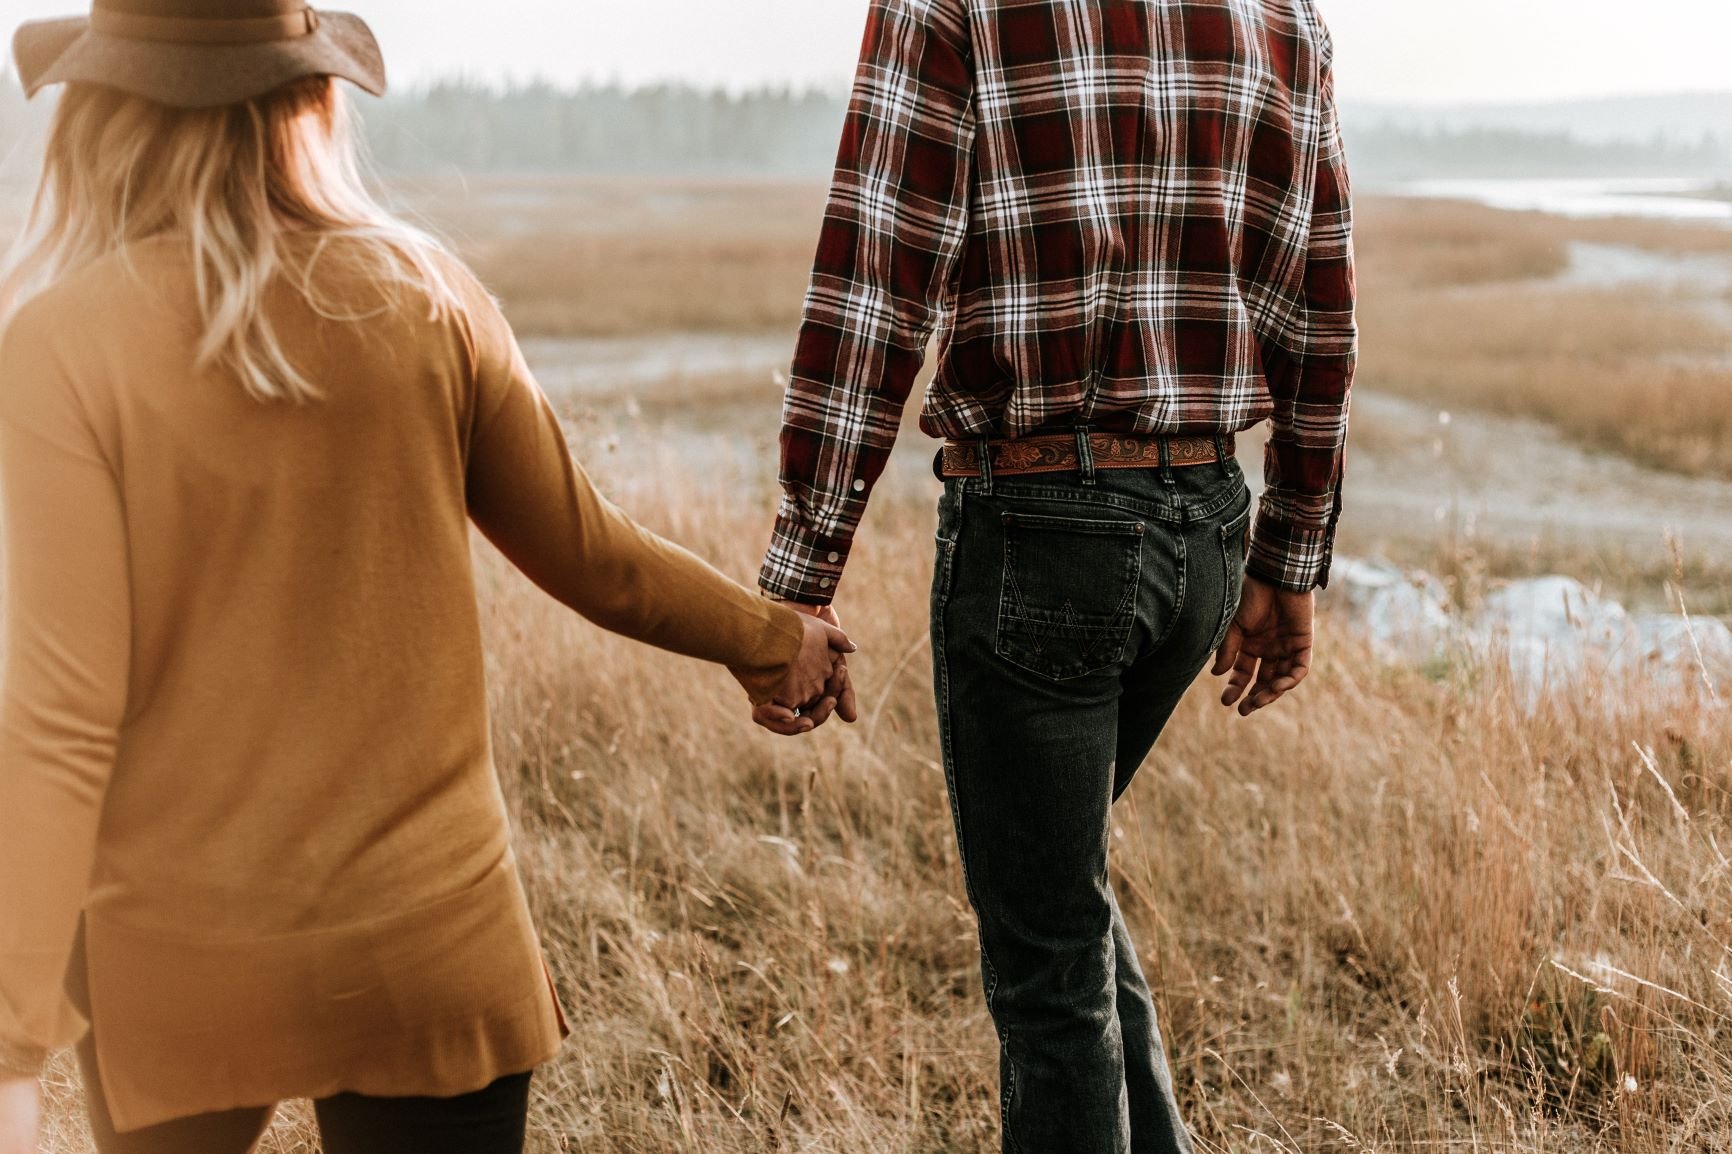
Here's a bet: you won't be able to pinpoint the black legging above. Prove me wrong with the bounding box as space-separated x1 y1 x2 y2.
67 926 534 1154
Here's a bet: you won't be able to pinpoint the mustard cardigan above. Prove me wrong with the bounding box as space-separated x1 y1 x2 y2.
0 238 803 1131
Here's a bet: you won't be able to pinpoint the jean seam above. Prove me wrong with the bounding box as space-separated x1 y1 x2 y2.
1209 489 1254 652
933 487 1023 1154
936 630 1022 1153
1147 530 1189 655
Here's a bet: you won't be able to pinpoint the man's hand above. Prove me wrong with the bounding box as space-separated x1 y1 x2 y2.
753 603 861 736
1213 575 1314 716
753 611 857 736
0 1077 40 1154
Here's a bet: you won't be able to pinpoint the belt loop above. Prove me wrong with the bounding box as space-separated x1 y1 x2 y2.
1213 432 1231 480
1157 438 1177 491
1075 425 1097 487
977 436 995 496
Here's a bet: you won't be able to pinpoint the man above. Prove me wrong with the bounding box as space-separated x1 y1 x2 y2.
757 1 1355 1149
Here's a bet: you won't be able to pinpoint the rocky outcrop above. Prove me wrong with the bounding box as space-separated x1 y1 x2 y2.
1326 559 1731 699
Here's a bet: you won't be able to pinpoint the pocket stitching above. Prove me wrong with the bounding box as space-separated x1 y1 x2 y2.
995 513 1145 682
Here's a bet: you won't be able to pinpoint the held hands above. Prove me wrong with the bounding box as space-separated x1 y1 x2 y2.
1213 574 1315 716
0 1077 40 1154
753 605 861 736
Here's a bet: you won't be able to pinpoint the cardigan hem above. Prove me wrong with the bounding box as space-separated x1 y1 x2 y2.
0 1038 45 1079
82 858 564 1133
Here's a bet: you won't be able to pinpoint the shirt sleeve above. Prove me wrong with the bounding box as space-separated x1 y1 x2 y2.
457 284 805 705
0 312 132 1078
1249 42 1357 594
759 0 977 605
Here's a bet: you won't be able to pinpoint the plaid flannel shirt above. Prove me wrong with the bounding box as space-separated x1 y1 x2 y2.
761 0 1357 603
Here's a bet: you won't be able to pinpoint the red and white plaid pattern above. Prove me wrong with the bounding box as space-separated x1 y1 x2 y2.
762 0 1356 602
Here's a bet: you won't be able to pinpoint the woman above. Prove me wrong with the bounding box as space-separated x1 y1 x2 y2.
0 4 854 1152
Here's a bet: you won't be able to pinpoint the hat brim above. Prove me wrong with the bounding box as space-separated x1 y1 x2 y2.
12 11 386 108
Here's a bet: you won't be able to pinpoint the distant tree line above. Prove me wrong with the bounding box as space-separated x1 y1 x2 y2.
358 82 848 177
356 84 1732 182
1348 124 1732 182
2 75 1730 184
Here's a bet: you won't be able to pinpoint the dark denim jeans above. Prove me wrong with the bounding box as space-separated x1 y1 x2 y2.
931 457 1252 1154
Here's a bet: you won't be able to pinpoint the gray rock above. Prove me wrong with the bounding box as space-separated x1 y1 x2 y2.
1326 560 1728 700
1329 558 1454 664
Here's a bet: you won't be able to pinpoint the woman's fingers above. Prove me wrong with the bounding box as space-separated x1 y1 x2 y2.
755 694 841 736
776 618 838 706
753 703 815 736
817 616 860 722
761 615 862 735
831 662 860 724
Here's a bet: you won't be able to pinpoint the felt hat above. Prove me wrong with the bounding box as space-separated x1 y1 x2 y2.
12 0 385 107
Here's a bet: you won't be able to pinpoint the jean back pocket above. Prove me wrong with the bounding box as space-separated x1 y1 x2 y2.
995 510 1145 681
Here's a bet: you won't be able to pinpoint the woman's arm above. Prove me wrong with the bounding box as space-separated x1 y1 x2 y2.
458 288 826 707
0 312 131 1080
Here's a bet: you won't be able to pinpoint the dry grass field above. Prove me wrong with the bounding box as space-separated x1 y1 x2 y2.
38 467 1726 1154
459 479 1732 1153
391 177 824 337
13 179 1732 1151
1353 201 1732 480
399 180 1732 481
402 180 1732 609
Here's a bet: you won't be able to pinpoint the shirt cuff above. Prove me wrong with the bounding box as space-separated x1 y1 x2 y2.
0 1037 46 1079
759 511 852 606
1247 501 1337 593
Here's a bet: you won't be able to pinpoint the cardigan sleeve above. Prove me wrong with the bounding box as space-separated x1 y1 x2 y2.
457 284 805 705
0 310 132 1077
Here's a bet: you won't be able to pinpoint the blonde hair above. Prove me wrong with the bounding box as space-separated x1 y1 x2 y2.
0 77 457 403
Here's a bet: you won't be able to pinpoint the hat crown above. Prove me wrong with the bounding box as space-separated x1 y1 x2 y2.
95 0 308 17
13 0 383 106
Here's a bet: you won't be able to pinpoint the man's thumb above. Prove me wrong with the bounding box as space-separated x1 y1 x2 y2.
824 623 858 653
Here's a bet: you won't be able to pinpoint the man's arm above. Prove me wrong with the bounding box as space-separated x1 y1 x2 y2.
1248 37 1357 595
760 0 976 606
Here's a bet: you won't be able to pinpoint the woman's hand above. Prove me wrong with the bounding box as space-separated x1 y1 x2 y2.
0 1077 40 1154
753 613 857 736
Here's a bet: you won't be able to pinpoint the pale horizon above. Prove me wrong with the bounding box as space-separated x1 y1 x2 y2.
6 0 1732 108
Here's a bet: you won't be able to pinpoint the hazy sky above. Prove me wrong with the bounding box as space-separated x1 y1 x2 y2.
8 0 1731 106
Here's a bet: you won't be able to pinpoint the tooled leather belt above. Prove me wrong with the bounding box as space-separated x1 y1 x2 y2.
938 432 1232 479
